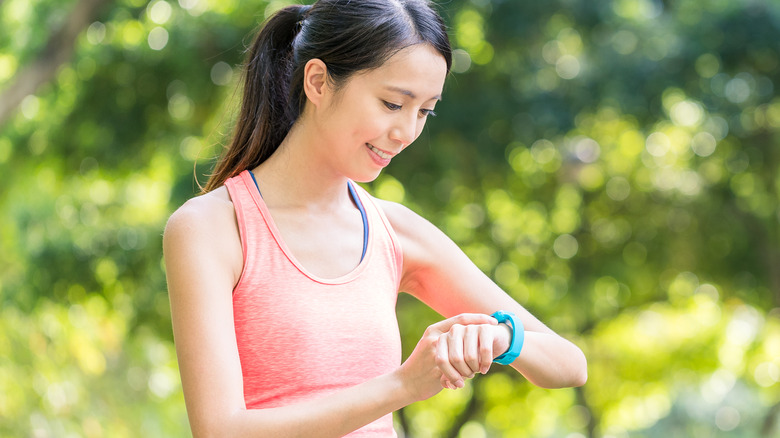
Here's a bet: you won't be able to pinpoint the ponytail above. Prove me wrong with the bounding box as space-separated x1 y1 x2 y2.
203 5 309 193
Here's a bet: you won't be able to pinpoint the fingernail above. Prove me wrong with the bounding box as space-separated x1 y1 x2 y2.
456 379 464 388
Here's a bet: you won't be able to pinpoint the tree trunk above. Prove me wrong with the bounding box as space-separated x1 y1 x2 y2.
0 0 113 127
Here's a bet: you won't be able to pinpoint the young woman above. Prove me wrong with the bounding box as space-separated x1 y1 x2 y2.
163 1 587 436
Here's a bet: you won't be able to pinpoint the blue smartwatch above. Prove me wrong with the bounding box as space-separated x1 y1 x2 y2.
491 311 524 365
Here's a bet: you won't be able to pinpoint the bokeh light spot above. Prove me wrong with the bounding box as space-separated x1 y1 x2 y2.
375 175 405 203
670 101 703 127
714 406 740 431
645 132 670 157
574 137 601 163
148 26 169 50
21 95 40 119
754 362 780 387
451 49 472 74
691 131 717 157
210 61 233 85
553 234 578 259
149 1 172 24
695 53 720 78
606 176 631 201
725 77 750 103
86 21 107 45
556 55 581 79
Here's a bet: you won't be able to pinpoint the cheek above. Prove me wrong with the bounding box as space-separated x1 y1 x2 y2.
414 119 427 139
352 107 385 135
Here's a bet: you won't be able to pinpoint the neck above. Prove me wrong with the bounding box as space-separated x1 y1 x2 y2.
251 119 352 211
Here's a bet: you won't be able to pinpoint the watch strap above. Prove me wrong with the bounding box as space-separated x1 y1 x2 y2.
491 311 524 365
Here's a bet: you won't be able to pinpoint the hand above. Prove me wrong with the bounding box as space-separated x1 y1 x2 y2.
396 313 497 402
438 321 512 389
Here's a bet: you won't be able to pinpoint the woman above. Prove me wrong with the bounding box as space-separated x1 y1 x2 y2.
163 1 587 436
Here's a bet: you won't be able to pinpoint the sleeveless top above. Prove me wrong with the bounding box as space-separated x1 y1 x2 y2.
224 170 403 437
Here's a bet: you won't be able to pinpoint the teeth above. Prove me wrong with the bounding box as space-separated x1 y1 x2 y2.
368 144 392 159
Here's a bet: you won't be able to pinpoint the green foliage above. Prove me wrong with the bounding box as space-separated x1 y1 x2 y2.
2 0 779 436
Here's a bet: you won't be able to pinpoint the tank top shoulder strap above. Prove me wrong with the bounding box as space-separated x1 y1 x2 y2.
347 182 404 288
223 170 265 286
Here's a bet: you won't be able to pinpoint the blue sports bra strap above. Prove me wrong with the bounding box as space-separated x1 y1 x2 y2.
249 170 262 196
347 182 369 262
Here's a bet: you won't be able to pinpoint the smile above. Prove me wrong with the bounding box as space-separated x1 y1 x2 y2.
367 144 393 159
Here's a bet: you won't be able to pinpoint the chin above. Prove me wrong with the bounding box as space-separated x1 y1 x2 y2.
350 170 383 184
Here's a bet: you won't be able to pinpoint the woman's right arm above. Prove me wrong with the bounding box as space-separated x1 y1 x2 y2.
163 190 494 438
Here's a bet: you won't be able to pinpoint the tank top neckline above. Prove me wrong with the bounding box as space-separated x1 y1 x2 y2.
248 170 368 262
237 170 373 284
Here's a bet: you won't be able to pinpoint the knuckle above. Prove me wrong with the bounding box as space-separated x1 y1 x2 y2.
456 313 474 323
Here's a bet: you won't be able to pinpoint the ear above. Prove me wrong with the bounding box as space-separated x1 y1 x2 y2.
302 58 328 108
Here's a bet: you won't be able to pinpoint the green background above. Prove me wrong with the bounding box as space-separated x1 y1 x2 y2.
2 0 779 436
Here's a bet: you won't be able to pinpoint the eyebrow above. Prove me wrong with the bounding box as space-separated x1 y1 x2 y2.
384 86 441 101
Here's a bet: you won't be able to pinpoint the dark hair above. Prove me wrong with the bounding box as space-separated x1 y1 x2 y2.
203 0 452 192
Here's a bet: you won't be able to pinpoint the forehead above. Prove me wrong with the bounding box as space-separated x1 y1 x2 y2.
351 44 447 99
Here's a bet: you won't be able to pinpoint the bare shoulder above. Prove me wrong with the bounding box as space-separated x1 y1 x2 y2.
164 186 238 246
165 187 235 228
373 198 438 242
372 197 456 289
163 187 243 287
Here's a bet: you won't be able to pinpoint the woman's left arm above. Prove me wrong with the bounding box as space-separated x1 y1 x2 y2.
378 199 587 389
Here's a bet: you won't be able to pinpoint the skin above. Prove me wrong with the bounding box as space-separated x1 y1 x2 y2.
164 43 587 438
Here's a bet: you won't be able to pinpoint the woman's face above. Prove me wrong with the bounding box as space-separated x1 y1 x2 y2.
311 43 448 183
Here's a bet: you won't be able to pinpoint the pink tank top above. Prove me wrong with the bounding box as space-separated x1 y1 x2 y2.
224 170 403 437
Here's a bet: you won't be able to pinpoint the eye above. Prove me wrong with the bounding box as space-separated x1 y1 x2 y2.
383 101 402 111
419 108 437 118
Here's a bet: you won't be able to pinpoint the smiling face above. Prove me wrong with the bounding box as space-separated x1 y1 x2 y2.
304 43 448 183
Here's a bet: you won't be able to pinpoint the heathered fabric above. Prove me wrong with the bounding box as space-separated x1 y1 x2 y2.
225 170 403 437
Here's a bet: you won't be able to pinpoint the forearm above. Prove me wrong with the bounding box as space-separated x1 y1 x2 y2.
508 330 587 389
206 370 413 438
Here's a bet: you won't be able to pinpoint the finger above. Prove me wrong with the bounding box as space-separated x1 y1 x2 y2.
447 325 474 378
462 325 481 376
479 325 494 374
429 313 497 334
440 375 456 390
436 334 464 388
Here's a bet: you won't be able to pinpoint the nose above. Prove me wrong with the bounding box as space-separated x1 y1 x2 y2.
390 113 418 148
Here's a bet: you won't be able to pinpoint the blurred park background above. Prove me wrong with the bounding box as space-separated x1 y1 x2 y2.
2 0 779 436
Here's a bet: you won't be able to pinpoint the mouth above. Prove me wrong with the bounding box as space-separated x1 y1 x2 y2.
367 143 394 159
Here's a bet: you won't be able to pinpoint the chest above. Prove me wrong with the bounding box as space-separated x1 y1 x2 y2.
270 207 365 279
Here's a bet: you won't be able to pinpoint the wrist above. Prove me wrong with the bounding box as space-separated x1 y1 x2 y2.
493 323 512 358
387 368 419 406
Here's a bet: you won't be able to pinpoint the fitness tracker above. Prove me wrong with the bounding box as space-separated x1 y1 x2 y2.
491 311 524 365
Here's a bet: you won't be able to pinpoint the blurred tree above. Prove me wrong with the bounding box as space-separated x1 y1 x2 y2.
1 0 778 437
0 0 113 126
